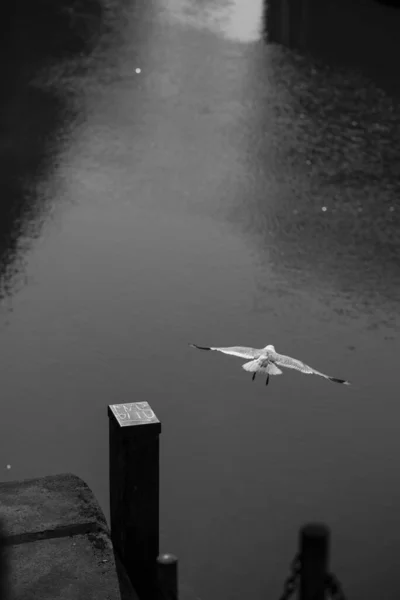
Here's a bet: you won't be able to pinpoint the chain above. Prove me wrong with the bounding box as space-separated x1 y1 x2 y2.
278 553 301 600
278 555 347 600
326 572 347 600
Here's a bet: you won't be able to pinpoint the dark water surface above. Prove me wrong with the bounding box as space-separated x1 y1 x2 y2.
1 1 400 598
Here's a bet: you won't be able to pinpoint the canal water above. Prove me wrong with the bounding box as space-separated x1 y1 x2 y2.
1 0 399 598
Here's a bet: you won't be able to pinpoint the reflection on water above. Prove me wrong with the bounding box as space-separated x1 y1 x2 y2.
160 0 264 41
0 82 66 300
229 46 400 328
224 0 400 331
267 0 400 96
0 0 103 302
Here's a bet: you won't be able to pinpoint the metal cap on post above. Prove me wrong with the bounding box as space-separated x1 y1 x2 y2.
157 553 178 600
108 402 161 600
299 523 330 600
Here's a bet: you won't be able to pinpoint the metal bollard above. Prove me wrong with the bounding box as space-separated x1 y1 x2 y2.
157 553 178 600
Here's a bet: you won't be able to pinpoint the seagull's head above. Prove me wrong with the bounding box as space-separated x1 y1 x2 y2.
263 344 275 352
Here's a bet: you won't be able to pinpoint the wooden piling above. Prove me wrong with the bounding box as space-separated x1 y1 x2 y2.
108 402 161 600
299 523 330 600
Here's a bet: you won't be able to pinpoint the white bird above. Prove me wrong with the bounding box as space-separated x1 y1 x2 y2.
189 343 350 386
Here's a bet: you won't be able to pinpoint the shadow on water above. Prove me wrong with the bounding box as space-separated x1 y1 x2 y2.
0 0 105 303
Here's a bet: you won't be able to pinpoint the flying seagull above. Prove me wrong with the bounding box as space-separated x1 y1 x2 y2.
189 344 350 386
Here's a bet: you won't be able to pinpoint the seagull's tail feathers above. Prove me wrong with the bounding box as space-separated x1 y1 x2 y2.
242 359 283 375
242 359 262 372
268 363 283 375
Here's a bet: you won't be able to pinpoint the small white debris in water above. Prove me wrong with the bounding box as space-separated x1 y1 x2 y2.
6 465 11 470
135 68 141 73
321 206 327 212
389 206 394 212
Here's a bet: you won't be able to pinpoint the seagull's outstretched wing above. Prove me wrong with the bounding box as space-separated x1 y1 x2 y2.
189 344 263 360
270 352 350 385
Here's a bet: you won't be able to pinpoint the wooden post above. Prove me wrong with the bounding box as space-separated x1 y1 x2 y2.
108 402 161 600
0 520 8 600
299 523 330 600
157 554 178 600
